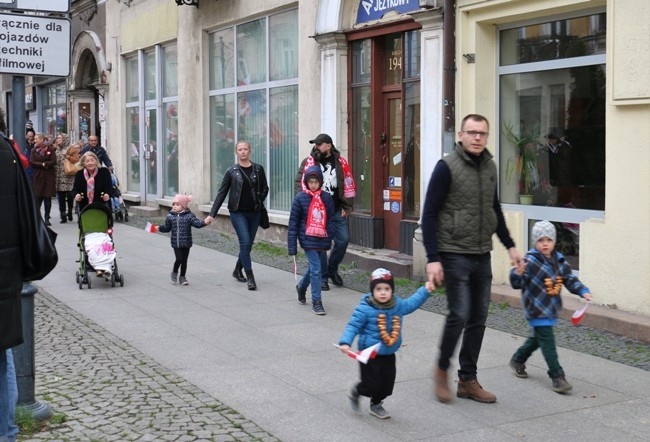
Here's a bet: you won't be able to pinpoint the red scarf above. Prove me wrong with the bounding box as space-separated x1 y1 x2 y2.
84 167 98 203
305 189 328 238
301 155 357 198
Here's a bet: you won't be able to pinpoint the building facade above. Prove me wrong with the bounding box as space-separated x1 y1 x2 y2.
2 0 648 316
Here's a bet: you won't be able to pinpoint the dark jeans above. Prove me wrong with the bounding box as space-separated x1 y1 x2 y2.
356 354 396 404
57 190 74 217
437 253 493 380
229 211 261 271
172 247 190 276
35 196 52 220
320 210 349 277
513 326 563 378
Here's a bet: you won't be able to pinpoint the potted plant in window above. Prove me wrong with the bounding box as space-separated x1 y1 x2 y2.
503 121 540 204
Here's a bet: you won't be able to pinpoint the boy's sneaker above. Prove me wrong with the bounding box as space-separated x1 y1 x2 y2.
552 375 573 394
369 401 390 419
179 276 189 286
509 358 528 378
296 285 307 305
312 300 326 315
171 272 178 284
347 386 360 412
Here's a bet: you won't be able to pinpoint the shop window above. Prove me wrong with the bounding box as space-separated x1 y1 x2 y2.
42 83 66 137
123 45 179 197
499 12 606 270
350 40 372 213
208 9 298 212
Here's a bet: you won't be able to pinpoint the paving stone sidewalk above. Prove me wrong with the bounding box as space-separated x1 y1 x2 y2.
22 291 278 442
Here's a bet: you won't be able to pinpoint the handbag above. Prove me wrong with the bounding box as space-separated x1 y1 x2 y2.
260 204 270 229
7 137 58 280
64 157 80 176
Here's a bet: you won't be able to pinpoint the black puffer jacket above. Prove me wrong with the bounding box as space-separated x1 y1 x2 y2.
0 132 24 350
209 162 269 216
158 209 207 249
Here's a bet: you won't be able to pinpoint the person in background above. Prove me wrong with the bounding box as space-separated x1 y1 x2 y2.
288 166 335 315
156 194 207 286
24 128 35 182
421 113 523 404
205 141 269 291
338 269 435 419
295 133 356 291
29 133 57 226
0 105 25 442
509 220 592 394
72 151 114 213
54 133 78 223
81 135 113 171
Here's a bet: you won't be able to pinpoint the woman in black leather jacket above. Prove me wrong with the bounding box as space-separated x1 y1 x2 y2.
205 141 269 290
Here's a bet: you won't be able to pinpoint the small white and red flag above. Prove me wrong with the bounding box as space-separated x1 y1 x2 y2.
571 302 590 326
333 342 381 364
292 256 298 281
144 222 157 233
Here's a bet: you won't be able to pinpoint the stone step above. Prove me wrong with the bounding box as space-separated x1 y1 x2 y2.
127 205 161 217
342 244 413 279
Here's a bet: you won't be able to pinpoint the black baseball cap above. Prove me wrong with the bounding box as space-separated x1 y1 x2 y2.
309 133 333 145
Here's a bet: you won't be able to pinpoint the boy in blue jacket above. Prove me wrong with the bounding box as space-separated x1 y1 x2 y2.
339 269 434 419
288 166 335 315
509 220 592 393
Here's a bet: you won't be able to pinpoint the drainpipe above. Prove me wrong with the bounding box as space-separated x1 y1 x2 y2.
443 0 456 148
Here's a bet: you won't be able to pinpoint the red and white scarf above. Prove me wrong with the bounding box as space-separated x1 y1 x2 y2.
305 188 328 238
301 155 357 198
84 168 98 203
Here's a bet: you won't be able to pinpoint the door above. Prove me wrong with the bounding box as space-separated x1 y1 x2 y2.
382 93 402 249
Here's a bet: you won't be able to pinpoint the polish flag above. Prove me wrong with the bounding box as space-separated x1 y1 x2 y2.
571 302 590 326
144 222 157 233
334 343 381 364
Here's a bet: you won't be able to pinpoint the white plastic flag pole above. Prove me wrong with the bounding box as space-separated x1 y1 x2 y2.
292 256 297 281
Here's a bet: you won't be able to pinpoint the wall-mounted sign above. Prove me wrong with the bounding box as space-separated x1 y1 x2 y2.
356 0 420 24
0 0 70 13
0 13 71 76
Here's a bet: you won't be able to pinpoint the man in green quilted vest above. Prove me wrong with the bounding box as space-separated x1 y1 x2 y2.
422 114 523 404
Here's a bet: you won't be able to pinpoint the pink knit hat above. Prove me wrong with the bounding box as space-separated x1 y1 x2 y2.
172 194 192 210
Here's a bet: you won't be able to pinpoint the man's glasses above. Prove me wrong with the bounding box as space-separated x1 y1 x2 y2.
462 130 489 138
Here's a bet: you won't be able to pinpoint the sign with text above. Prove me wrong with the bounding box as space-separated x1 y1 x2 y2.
0 13 71 76
0 0 70 13
356 0 420 24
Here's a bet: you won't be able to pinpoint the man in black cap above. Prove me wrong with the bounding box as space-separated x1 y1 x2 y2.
295 133 356 290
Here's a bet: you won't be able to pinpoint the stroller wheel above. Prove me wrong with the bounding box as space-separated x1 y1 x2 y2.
124 211 129 222
78 272 83 290
120 274 125 287
111 273 116 287
87 274 92 289
75 270 80 283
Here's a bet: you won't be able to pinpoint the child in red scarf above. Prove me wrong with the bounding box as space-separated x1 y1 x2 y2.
288 166 335 315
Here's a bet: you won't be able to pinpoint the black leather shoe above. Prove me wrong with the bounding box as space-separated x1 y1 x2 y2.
321 280 330 291
330 272 343 286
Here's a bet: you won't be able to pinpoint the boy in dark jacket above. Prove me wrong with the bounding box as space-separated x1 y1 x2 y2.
509 220 592 393
339 269 434 419
156 194 207 285
288 166 335 315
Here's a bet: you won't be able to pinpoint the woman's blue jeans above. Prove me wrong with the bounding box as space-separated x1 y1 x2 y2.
1 349 19 442
229 211 261 271
298 250 322 303
437 252 493 381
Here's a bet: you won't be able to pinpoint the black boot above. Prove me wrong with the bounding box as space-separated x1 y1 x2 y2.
68 207 73 221
245 269 257 290
60 212 67 224
232 259 247 283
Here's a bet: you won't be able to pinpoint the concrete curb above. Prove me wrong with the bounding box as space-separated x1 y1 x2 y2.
491 285 650 345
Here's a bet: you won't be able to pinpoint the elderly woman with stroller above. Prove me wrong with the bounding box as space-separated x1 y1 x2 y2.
72 151 114 213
